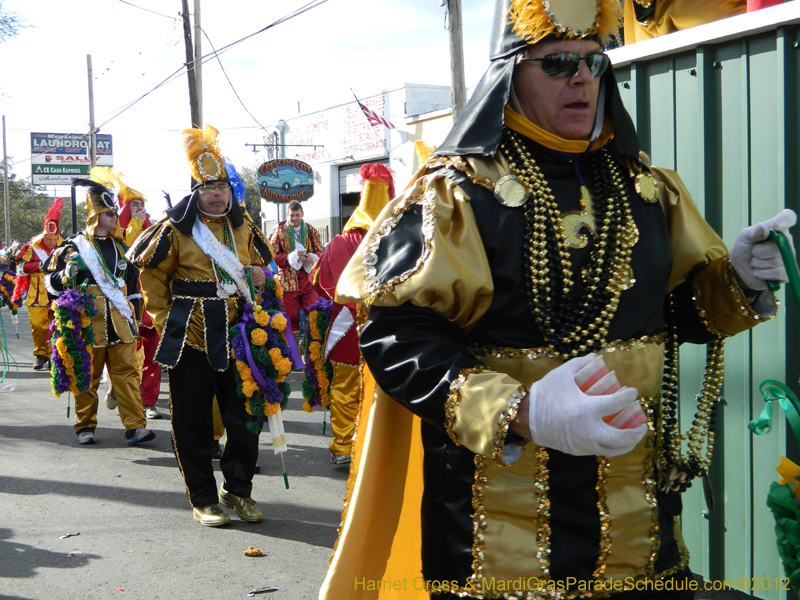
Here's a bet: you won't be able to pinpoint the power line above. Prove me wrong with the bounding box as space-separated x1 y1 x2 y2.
96 0 332 130
117 0 178 22
199 27 268 134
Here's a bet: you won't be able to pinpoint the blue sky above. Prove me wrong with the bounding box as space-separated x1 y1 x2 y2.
0 0 494 217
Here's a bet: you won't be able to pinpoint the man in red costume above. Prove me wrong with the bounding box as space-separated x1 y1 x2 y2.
116 175 162 420
312 164 394 465
269 200 323 342
14 197 64 370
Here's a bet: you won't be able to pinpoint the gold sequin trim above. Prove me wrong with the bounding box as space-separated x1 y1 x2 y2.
445 366 486 445
361 180 438 304
534 445 552 578
493 384 528 467
593 457 612 583
470 333 665 362
644 433 660 576
426 155 496 193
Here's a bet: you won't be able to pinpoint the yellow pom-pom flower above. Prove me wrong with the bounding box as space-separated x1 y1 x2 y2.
270 314 287 332
265 403 281 417
309 342 321 362
254 311 270 326
251 328 268 346
66 321 75 329
302 402 314 413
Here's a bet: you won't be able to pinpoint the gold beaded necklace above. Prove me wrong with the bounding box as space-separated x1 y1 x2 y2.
501 130 638 358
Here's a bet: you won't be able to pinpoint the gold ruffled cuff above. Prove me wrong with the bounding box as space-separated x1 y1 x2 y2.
693 257 776 337
446 367 528 466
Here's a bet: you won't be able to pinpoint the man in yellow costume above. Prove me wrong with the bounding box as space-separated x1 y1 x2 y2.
130 125 274 527
44 169 154 447
310 163 394 466
15 197 63 370
624 0 746 44
113 175 162 420
321 1 795 599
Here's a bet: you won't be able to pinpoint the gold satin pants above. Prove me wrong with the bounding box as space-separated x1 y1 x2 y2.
28 306 52 357
329 363 361 456
74 342 146 432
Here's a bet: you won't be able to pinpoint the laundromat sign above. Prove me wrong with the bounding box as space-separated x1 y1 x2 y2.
258 159 314 203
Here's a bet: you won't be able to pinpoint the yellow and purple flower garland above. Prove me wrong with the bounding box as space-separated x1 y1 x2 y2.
301 298 333 413
49 284 96 396
0 270 19 313
230 274 296 435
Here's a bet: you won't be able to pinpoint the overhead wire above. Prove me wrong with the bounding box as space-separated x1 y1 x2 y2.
96 0 332 131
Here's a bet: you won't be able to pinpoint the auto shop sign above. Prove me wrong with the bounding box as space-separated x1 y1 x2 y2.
257 159 314 203
30 132 113 185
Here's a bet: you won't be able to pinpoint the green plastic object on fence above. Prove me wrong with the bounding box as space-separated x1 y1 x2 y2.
766 230 800 310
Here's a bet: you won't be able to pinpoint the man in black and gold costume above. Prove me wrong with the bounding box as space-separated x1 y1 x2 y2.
130 125 273 527
44 168 154 447
321 1 795 599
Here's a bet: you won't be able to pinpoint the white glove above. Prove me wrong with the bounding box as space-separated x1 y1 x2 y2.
65 261 78 279
729 209 796 291
527 354 648 457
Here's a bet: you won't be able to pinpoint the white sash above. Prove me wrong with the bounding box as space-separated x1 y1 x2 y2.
74 235 134 324
324 306 354 359
32 244 49 264
191 218 253 303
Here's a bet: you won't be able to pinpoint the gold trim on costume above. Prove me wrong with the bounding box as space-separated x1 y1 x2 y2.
362 181 438 303
470 333 666 362
593 456 612 583
446 366 486 445
492 384 528 467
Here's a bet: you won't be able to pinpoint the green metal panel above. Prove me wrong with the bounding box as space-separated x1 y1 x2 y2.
611 19 800 596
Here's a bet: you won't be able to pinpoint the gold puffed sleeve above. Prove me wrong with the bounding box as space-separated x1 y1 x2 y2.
336 168 495 333
122 218 144 247
446 367 529 466
646 155 774 336
128 220 177 336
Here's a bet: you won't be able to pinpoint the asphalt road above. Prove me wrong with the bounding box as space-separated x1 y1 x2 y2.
0 305 348 600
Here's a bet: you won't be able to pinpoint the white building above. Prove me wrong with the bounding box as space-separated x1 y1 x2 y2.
260 83 457 243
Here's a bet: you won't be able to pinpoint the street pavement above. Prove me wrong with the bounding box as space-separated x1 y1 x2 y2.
0 305 348 600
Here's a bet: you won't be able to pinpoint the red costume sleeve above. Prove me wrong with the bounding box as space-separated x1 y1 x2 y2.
313 230 364 305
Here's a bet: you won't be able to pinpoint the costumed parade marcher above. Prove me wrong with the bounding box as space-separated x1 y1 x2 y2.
321 1 796 599
130 125 274 527
115 174 162 420
15 198 64 370
624 0 746 44
43 169 154 447
309 163 394 466
269 199 323 343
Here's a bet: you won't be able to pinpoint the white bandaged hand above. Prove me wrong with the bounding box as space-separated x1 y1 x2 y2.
288 242 305 271
730 208 796 291
527 354 648 457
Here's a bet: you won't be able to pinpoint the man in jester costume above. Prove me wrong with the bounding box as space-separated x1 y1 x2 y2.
115 174 162 420
43 168 154 447
14 197 63 370
310 163 394 466
269 199 323 343
129 125 274 528
320 1 796 599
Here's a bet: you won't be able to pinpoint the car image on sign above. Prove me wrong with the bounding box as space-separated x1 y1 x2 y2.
261 170 314 192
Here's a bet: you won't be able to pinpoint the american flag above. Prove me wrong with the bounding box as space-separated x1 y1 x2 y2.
354 95 396 130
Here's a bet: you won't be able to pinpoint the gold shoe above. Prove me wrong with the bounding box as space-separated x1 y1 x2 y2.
192 504 231 527
219 485 262 522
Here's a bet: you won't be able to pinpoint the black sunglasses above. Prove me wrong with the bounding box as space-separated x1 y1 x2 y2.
518 52 610 79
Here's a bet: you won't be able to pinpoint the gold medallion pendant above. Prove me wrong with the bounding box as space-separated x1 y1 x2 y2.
494 175 529 207
634 173 659 204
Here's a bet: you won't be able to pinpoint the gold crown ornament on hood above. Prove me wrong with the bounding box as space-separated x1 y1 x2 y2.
72 166 123 239
182 124 228 188
508 0 623 47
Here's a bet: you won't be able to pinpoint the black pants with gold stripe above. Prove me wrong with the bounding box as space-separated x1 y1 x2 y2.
168 346 260 507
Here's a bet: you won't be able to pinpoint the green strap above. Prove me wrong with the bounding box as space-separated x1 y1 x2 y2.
246 268 256 303
767 231 800 312
749 379 800 444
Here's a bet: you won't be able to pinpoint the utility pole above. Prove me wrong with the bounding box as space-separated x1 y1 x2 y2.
181 0 201 129
2 116 10 246
445 0 467 122
87 55 97 168
193 0 203 127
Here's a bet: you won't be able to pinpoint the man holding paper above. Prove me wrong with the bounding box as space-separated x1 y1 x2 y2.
44 168 154 448
130 125 274 527
269 200 323 344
